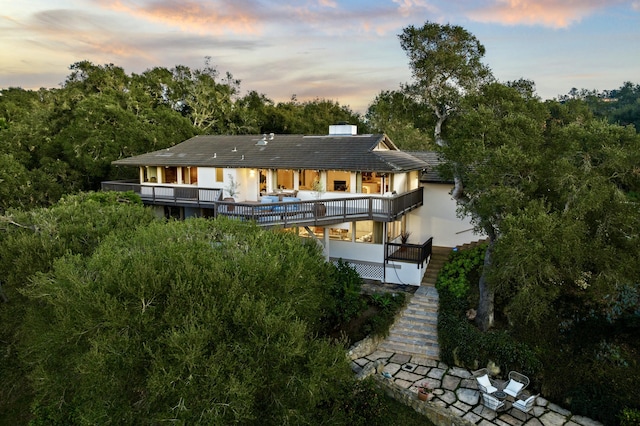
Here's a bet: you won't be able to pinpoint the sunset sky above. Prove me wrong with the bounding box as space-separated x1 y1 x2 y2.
1 0 638 112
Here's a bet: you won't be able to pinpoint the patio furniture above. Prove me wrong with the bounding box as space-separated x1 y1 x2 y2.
480 392 505 413
503 371 530 399
472 368 498 394
511 394 538 420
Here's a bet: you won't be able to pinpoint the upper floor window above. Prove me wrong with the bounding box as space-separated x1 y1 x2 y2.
163 167 178 184
276 169 294 190
300 170 320 190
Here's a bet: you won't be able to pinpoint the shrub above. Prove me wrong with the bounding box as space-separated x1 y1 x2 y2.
436 244 486 299
325 259 367 327
620 408 640 426
436 245 541 376
363 292 407 338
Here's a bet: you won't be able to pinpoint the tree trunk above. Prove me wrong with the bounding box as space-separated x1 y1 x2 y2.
434 109 447 147
475 237 495 331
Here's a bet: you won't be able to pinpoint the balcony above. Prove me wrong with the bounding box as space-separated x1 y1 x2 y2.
385 237 433 268
101 181 423 227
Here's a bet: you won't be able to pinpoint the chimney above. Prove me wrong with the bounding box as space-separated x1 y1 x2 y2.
329 124 357 136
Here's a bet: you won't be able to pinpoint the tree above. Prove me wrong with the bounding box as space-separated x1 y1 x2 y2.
259 96 367 134
441 82 640 332
440 82 548 330
398 22 493 149
19 218 355 424
365 90 434 150
0 192 157 424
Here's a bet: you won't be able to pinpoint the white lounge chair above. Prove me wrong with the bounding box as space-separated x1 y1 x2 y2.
503 370 529 399
511 394 538 420
473 368 498 394
480 392 505 413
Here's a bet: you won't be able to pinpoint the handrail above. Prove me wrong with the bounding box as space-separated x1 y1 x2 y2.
385 237 433 268
101 181 424 226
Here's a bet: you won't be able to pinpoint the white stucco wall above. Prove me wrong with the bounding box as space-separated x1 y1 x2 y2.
411 183 485 248
197 167 220 188
327 239 426 286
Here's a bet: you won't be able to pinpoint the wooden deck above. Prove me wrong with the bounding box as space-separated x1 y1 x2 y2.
101 181 424 227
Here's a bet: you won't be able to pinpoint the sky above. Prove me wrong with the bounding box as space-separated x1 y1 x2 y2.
1 0 639 113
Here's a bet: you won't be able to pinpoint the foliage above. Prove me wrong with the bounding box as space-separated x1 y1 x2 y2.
398 21 493 145
436 246 541 377
365 90 434 150
256 96 368 135
560 81 640 132
363 292 406 338
18 218 360 424
224 173 240 198
325 259 367 328
436 245 486 299
620 408 640 426
318 377 434 426
0 192 157 425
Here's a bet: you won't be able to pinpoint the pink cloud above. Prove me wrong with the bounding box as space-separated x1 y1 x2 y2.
392 0 439 18
93 0 264 35
467 0 630 28
318 0 338 7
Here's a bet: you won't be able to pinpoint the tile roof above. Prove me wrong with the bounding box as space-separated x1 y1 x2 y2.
405 151 451 183
113 134 429 172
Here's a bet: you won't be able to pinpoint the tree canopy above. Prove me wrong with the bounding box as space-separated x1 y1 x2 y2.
440 81 640 331
19 217 355 424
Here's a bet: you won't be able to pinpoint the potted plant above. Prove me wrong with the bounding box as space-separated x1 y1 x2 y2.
400 230 411 244
224 174 240 211
311 179 326 217
417 382 433 401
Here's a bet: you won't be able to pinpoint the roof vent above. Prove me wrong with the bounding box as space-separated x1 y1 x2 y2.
256 137 268 146
329 124 357 136
269 133 275 140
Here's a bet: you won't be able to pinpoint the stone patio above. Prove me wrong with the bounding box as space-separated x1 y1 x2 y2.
351 350 604 426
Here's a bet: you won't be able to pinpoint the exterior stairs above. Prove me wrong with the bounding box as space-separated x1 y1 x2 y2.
377 246 451 360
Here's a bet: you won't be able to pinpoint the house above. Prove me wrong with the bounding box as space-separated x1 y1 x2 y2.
408 151 482 248
103 124 480 285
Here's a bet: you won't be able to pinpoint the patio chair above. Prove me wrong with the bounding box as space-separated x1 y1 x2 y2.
480 392 505 413
511 394 538 420
503 371 529 399
472 368 498 394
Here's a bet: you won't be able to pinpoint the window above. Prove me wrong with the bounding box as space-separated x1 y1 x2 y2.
298 226 324 238
143 166 158 183
300 170 320 189
355 221 382 243
163 167 178 184
276 169 294 190
387 220 402 241
216 168 224 183
188 167 198 184
329 224 351 241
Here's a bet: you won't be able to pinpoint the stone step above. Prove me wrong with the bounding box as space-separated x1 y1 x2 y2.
378 341 440 359
388 327 438 341
384 333 439 346
406 298 439 308
402 308 438 319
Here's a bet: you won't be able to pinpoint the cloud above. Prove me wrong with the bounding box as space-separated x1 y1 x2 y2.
467 0 631 28
92 0 266 35
392 0 440 18
89 0 413 38
318 0 338 7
